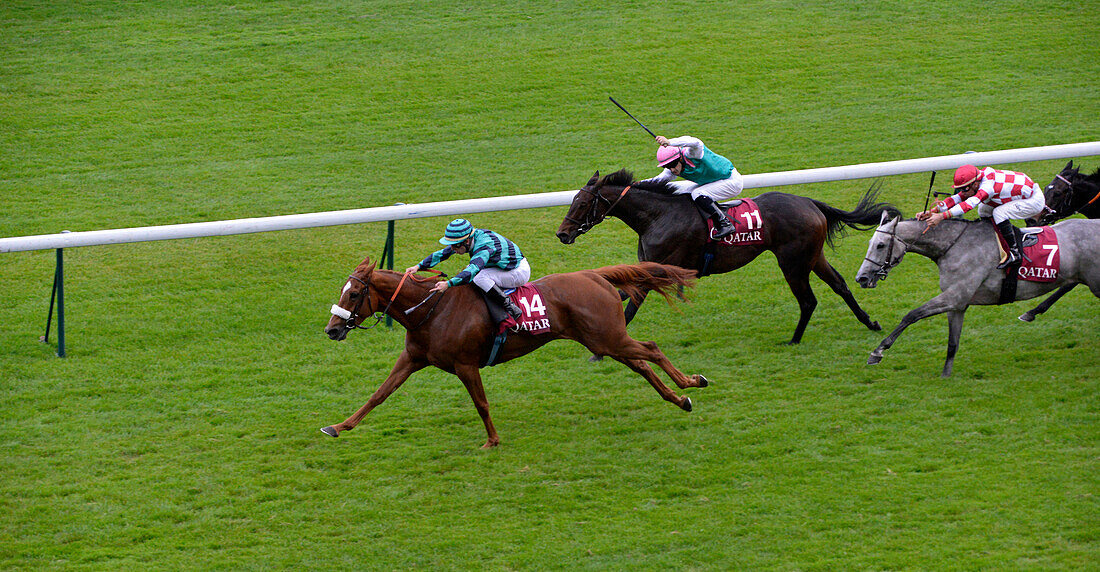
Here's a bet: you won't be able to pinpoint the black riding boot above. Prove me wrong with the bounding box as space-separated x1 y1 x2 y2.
694 196 736 239
995 220 1022 269
486 285 522 320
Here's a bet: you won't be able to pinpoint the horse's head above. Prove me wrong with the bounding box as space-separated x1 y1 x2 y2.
325 258 378 341
856 211 907 289
1035 160 1080 225
556 170 634 244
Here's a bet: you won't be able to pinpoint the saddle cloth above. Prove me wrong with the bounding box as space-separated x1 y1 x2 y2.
498 284 551 334
707 198 765 246
993 224 1061 283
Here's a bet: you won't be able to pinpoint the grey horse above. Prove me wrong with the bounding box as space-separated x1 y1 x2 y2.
855 212 1100 376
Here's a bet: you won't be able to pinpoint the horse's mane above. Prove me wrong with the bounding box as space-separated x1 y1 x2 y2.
1080 167 1100 186
601 168 677 196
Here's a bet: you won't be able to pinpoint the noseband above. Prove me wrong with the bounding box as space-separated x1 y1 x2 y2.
562 185 632 236
330 275 384 331
1046 172 1100 218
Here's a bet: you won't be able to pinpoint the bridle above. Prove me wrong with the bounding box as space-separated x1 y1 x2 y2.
561 184 632 237
330 274 385 332
1045 172 1100 219
330 269 447 333
863 225 909 282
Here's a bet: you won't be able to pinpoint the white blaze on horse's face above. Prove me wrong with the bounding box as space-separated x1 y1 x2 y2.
330 280 354 320
856 214 903 289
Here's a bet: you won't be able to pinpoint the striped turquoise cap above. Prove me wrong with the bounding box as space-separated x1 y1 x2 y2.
439 218 473 245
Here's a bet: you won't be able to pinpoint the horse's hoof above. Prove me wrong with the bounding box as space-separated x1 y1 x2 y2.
1018 313 1035 323
681 397 693 412
588 354 604 363
869 321 882 331
867 354 882 365
320 426 339 438
696 375 709 388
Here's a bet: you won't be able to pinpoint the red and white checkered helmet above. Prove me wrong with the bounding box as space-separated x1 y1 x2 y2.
953 164 980 188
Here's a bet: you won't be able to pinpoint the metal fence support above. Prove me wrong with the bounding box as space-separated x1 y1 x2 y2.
384 218 396 328
42 243 67 357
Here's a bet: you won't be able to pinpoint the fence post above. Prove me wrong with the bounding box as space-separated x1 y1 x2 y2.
42 231 70 357
384 204 402 328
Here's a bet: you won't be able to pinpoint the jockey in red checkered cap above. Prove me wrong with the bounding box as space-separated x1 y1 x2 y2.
640 135 743 240
917 164 1046 268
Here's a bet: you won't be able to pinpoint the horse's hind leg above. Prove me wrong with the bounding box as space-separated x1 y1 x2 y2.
1020 283 1076 322
813 256 881 331
590 334 707 390
321 351 427 438
591 288 651 362
610 356 694 412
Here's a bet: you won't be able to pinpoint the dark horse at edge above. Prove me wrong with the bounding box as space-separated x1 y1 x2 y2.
557 169 900 345
1019 160 1100 322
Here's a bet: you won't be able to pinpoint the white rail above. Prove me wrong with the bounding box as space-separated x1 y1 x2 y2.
3 141 1098 253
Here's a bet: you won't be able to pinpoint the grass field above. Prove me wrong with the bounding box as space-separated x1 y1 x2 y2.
2 1 1098 569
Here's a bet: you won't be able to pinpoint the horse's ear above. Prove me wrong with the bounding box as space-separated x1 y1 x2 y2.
880 210 892 225
1065 160 1074 171
588 171 600 186
356 257 377 275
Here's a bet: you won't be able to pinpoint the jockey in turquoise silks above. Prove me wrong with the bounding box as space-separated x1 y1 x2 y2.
406 218 528 321
640 135 744 240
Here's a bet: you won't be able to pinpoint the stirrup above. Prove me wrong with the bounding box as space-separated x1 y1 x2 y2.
997 250 1021 269
711 219 736 239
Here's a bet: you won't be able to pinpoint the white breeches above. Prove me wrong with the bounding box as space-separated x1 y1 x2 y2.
977 190 1046 224
471 258 531 291
669 170 744 202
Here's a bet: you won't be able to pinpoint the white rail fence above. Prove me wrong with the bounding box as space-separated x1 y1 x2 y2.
3 141 1099 253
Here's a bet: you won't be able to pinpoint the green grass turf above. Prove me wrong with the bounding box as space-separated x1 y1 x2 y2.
1 0 1098 569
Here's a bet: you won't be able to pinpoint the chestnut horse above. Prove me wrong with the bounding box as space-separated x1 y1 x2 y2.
322 257 708 448
557 170 899 345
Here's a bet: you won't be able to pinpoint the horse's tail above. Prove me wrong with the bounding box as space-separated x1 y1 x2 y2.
591 262 697 306
810 179 901 247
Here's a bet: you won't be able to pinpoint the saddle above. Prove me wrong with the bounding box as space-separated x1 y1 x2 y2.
481 284 552 367
989 222 1061 304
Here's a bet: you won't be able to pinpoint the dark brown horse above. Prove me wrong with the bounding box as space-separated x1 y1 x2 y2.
322 257 708 448
556 170 899 344
1033 160 1100 225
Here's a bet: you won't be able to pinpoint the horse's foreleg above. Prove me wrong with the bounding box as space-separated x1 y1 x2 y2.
623 289 650 326
321 351 426 438
780 267 817 345
813 258 881 331
611 356 693 412
454 362 500 448
1019 283 1076 322
942 310 966 377
868 295 960 366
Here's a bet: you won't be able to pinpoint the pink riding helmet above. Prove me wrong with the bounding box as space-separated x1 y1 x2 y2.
656 146 696 169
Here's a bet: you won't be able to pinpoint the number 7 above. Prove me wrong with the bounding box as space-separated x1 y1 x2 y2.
1042 244 1058 266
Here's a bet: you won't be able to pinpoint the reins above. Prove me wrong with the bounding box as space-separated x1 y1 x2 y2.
564 184 632 235
866 220 969 281
336 268 448 332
